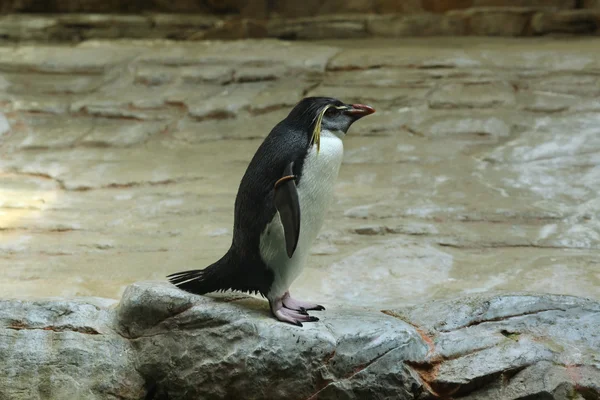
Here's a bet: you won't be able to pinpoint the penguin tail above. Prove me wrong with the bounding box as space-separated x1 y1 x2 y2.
167 251 236 295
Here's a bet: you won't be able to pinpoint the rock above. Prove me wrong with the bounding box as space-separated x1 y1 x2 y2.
80 118 168 147
1 6 599 42
267 15 368 40
386 292 600 398
2 39 600 381
326 44 482 70
456 7 536 36
583 0 600 8
0 296 146 400
10 115 94 149
179 65 234 84
8 94 71 114
0 0 580 15
473 0 576 8
428 82 516 109
525 71 600 96
172 110 288 142
54 14 152 41
0 0 211 13
0 14 58 41
0 112 10 137
314 0 378 15
532 9 600 35
195 18 268 41
2 71 108 96
116 282 428 399
186 83 268 119
128 39 339 76
204 0 247 13
0 45 138 74
1 282 599 399
414 112 512 139
516 90 579 113
133 65 176 86
353 225 386 235
422 0 473 13
421 0 576 13
367 13 467 37
149 13 220 30
375 0 425 14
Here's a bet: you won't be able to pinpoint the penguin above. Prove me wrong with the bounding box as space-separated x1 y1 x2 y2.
167 97 375 326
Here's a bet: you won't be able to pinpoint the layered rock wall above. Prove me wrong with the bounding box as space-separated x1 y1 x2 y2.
1 38 600 303
1 0 600 41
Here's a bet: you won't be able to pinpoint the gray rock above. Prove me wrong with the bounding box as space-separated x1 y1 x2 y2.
0 297 145 400
267 15 368 40
532 10 600 35
451 7 536 36
116 282 427 400
385 292 600 398
1 282 599 399
428 82 517 109
367 13 467 37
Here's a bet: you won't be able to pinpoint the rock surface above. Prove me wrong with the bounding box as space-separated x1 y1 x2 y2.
2 5 600 42
0 0 582 14
1 281 599 399
1 37 599 308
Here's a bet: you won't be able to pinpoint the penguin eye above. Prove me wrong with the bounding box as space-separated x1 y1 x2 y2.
324 107 339 117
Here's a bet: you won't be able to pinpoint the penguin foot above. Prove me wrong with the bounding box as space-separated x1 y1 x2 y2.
270 297 320 327
282 291 325 312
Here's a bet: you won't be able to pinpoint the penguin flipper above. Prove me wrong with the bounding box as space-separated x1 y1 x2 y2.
274 162 301 258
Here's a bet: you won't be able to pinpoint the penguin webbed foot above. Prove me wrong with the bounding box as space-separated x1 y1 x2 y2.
282 291 325 312
270 297 321 327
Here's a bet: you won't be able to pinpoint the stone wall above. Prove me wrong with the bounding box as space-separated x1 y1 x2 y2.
2 0 598 16
1 0 600 41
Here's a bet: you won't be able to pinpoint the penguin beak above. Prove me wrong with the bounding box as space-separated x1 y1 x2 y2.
344 104 376 119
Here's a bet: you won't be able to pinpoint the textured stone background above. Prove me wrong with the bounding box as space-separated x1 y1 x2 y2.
1 37 599 306
1 0 600 41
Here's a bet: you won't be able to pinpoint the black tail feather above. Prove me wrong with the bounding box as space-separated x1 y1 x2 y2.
167 250 273 297
167 252 235 295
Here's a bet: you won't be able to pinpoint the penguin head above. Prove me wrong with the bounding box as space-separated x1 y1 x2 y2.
287 97 375 141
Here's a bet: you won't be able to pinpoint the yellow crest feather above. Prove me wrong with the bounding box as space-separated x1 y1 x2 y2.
311 104 333 154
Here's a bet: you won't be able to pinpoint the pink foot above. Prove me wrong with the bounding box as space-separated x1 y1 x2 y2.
270 297 320 327
282 291 325 312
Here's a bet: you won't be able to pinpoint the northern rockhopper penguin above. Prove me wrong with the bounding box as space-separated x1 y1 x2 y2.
167 97 375 326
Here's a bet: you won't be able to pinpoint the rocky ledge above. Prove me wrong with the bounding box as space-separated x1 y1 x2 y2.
1 282 599 399
2 7 600 43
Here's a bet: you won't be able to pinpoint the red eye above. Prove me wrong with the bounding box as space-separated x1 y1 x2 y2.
325 107 338 117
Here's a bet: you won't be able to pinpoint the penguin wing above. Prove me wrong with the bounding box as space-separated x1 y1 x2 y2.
274 161 301 258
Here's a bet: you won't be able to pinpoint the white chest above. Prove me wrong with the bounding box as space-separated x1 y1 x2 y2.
297 133 345 221
260 131 344 298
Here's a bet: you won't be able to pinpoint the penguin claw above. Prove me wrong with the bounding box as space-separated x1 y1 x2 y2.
303 305 325 311
271 300 321 327
281 293 326 313
284 305 309 315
